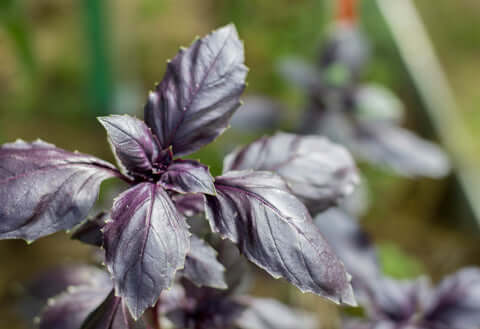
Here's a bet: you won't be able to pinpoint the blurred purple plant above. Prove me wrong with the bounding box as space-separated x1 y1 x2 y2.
277 24 450 178
315 208 480 329
0 24 362 327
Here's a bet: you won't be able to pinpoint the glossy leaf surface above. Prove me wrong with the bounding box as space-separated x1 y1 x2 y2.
160 159 215 195
98 115 162 175
0 140 119 242
104 182 190 319
182 234 227 289
223 132 358 212
144 24 247 156
205 170 355 305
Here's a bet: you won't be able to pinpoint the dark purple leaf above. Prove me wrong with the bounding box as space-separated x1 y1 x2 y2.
39 285 112 329
72 212 108 247
144 24 248 156
172 193 205 217
0 140 121 242
223 133 359 212
204 170 356 305
235 297 317 329
81 290 146 329
104 182 190 319
98 115 162 175
424 267 480 329
182 234 227 289
160 159 215 195
314 208 380 292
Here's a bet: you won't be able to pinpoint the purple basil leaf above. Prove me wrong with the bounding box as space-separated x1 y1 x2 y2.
98 115 162 175
182 234 227 289
235 297 317 329
314 208 380 292
80 290 146 329
39 285 112 329
104 182 190 319
0 139 121 242
424 267 480 329
160 159 216 195
204 170 356 306
71 212 108 247
144 24 248 156
172 193 205 217
223 132 359 212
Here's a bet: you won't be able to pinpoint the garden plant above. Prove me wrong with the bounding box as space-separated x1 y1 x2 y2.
0 24 363 329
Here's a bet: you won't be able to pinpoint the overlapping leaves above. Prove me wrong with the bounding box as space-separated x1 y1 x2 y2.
0 24 360 324
316 207 480 329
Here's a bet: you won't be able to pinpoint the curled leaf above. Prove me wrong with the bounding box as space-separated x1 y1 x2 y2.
98 115 162 176
160 159 215 195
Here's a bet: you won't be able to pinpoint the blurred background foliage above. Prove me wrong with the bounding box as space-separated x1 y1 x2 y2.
0 0 479 328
